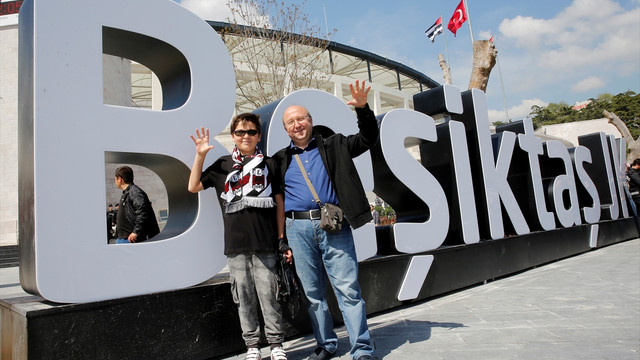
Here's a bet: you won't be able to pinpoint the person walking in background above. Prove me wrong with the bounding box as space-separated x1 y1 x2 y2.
106 204 116 241
628 159 640 211
188 113 292 360
273 80 378 360
114 166 160 244
370 205 380 226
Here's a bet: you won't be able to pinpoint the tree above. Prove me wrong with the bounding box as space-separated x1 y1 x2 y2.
529 102 573 128
438 54 452 85
222 0 335 111
528 91 640 161
603 109 640 162
468 40 497 91
437 39 497 92
529 91 640 134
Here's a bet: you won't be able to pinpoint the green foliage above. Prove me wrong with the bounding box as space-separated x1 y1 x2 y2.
374 205 396 225
378 205 395 218
529 91 640 138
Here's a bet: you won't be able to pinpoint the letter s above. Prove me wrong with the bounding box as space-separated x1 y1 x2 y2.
378 109 449 253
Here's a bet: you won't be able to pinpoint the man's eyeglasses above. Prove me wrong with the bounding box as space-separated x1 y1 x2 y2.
233 129 259 137
285 115 310 129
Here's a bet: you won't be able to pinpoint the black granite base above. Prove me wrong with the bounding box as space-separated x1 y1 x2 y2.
1 218 636 359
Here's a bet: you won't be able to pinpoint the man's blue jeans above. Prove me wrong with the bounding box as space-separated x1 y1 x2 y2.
286 218 373 359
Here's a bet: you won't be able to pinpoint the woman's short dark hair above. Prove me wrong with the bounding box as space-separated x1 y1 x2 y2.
115 166 134 184
230 113 261 133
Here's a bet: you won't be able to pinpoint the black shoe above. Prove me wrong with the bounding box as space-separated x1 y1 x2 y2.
308 347 335 360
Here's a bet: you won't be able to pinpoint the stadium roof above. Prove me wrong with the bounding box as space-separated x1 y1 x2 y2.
206 21 440 114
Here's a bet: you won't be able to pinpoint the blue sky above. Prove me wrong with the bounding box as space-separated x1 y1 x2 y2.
177 0 640 123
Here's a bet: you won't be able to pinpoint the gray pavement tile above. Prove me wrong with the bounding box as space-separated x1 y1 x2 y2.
475 310 562 323
514 341 639 360
455 319 552 331
457 327 562 345
548 327 640 342
548 307 640 321
213 239 640 359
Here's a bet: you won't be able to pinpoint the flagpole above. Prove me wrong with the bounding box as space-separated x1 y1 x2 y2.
323 4 330 38
442 15 450 67
463 0 474 43
492 36 510 122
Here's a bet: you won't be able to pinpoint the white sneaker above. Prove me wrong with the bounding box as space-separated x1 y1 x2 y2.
246 347 261 360
270 346 287 360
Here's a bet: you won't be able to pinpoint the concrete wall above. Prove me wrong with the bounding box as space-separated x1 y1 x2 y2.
0 25 19 246
536 118 622 148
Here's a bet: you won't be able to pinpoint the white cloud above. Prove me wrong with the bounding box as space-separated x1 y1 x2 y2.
572 76 605 92
498 15 557 49
493 0 639 112
478 30 493 40
499 0 639 71
488 98 548 124
178 0 230 21
177 0 269 26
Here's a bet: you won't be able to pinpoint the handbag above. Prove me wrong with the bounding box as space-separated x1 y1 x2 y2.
319 203 343 234
276 253 305 318
293 154 344 233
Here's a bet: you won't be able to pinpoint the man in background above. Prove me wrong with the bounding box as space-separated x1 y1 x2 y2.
114 166 160 244
628 159 640 211
106 204 116 241
370 205 380 226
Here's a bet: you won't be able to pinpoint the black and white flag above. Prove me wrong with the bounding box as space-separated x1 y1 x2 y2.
425 17 444 43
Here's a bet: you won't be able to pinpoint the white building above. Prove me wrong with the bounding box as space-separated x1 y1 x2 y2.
535 118 622 148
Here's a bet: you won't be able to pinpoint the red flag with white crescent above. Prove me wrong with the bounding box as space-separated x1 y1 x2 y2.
447 0 467 36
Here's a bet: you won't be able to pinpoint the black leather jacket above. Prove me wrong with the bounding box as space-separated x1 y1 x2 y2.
628 167 640 197
119 184 160 241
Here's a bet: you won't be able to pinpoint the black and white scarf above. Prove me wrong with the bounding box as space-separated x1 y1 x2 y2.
221 146 274 213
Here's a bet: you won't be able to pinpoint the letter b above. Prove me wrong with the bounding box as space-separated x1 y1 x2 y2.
18 0 235 302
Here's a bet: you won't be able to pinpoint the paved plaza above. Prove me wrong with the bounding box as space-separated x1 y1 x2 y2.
219 239 640 360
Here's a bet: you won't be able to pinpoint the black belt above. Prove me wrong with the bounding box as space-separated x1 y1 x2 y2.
286 209 321 220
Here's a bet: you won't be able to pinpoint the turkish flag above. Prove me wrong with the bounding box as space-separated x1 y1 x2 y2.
447 0 467 36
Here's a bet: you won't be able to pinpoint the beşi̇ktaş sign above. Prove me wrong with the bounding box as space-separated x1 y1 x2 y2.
17 0 630 303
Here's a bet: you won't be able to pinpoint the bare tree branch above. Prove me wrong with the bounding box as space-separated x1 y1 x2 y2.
224 0 336 111
604 109 640 162
468 40 497 91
